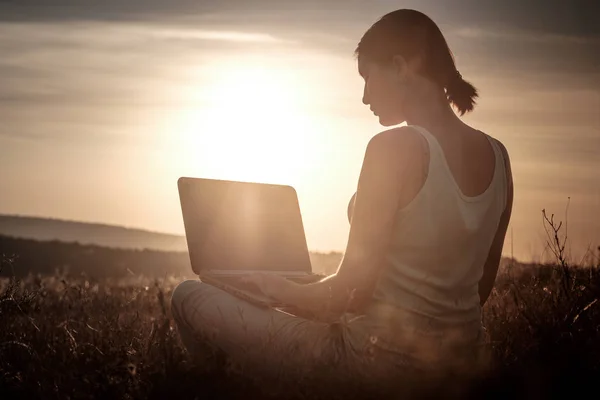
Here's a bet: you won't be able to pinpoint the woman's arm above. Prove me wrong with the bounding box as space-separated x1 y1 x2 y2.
267 127 424 317
479 141 513 306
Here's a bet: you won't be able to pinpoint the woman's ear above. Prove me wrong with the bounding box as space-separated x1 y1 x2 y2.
392 53 423 80
391 54 408 80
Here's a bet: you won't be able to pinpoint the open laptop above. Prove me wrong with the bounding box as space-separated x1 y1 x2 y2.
177 177 324 309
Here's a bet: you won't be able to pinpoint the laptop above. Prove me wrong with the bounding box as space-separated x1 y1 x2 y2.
177 177 324 309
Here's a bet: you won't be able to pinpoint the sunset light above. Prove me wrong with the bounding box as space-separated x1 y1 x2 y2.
1 2 599 398
169 58 326 186
1 2 598 261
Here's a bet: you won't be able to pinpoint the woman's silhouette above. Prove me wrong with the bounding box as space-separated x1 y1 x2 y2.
171 8 514 388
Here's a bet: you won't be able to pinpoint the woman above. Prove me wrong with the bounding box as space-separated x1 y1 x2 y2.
171 8 514 388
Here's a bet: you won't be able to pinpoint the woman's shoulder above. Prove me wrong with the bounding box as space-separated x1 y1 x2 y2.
476 129 511 167
367 126 424 153
372 125 423 139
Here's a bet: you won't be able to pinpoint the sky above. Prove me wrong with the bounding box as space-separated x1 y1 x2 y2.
1 0 599 263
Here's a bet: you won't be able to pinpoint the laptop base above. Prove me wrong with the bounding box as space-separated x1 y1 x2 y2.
199 273 327 316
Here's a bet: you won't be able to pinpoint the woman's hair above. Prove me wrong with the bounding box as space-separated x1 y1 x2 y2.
355 9 478 116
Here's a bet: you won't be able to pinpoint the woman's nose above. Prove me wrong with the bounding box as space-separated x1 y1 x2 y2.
362 86 370 105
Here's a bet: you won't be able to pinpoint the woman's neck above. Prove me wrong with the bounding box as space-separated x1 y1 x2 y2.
404 86 464 136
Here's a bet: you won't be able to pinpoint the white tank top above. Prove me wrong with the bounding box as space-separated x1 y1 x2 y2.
369 125 508 324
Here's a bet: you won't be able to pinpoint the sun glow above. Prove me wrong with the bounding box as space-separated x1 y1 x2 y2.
169 59 326 186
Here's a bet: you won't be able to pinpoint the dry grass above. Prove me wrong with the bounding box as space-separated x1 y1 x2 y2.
1 212 599 399
1 258 599 399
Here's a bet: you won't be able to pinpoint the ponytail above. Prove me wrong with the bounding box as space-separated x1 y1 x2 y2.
445 70 478 116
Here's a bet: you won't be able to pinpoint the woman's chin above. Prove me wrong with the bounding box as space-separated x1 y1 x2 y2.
378 115 403 127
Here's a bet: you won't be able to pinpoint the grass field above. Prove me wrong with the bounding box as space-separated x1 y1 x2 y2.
2 259 599 399
2 218 600 400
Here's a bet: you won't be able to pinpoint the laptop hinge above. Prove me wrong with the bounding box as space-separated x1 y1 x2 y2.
202 270 310 276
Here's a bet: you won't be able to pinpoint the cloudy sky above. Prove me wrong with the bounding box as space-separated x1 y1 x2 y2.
1 0 598 263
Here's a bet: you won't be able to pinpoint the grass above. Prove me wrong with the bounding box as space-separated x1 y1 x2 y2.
1 214 599 398
2 261 599 399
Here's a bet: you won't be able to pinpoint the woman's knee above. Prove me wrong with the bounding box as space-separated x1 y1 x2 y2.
171 279 202 318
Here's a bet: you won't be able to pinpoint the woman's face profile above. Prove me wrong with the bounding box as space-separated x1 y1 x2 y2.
358 57 408 127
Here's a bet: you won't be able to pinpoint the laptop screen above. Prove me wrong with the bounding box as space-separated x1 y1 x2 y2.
178 177 312 274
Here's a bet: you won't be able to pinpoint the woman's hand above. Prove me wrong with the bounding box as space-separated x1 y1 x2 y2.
239 272 291 300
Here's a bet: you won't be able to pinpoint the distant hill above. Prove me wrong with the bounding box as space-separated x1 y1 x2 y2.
0 214 344 275
0 214 187 252
0 234 343 278
0 234 191 279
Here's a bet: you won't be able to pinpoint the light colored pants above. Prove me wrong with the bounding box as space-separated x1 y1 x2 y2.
170 280 413 387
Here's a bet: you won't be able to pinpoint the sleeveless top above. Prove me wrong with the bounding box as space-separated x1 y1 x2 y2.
350 125 508 357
